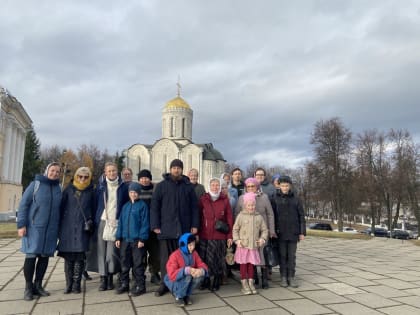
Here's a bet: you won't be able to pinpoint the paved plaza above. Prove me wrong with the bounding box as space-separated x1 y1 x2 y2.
1 236 420 315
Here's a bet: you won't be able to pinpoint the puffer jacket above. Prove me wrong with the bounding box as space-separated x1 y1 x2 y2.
58 183 95 253
116 199 150 243
17 174 62 256
232 210 268 249
235 192 275 235
199 192 233 240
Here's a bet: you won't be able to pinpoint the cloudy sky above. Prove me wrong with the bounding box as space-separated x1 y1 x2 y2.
1 0 420 169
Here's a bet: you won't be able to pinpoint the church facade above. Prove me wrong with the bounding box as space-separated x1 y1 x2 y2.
0 86 32 219
124 92 225 187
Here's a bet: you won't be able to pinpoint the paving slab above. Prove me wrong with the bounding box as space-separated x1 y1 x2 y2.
274 298 333 315
2 237 420 314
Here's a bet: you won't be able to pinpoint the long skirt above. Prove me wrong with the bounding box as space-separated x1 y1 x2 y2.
198 239 226 277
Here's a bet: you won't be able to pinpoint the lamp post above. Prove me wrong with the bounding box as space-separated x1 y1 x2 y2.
61 149 67 189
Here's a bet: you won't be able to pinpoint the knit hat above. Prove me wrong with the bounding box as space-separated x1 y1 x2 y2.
244 177 260 189
278 175 292 184
272 173 281 181
137 169 152 180
128 182 142 195
243 192 256 204
170 159 184 169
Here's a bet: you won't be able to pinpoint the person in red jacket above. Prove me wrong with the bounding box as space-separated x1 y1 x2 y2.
198 178 233 291
164 233 208 307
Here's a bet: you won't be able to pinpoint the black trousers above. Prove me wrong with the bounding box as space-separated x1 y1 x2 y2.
278 240 297 278
120 241 146 285
159 239 178 280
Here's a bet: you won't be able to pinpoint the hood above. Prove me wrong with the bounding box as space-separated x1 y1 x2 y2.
178 233 196 255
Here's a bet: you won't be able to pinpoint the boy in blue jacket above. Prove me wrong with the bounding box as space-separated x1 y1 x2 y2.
115 182 149 296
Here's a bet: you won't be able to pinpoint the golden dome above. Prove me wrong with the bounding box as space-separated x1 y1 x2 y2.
165 96 191 109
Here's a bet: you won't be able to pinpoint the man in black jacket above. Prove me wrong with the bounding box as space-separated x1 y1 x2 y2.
273 175 306 288
150 159 199 296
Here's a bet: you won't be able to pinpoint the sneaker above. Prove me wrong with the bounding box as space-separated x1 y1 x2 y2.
288 277 299 288
183 296 193 305
175 298 185 307
280 277 288 287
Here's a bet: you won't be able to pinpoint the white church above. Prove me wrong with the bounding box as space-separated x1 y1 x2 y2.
124 88 226 186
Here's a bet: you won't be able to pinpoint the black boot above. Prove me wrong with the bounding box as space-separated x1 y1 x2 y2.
72 261 84 293
24 282 33 301
200 277 210 290
131 279 146 296
99 276 108 291
211 276 220 291
107 274 114 290
261 268 269 289
64 260 74 294
116 282 129 294
154 283 169 297
253 266 259 287
33 280 50 297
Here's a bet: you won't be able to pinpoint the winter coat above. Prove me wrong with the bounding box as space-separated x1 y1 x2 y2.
198 193 233 240
232 210 268 250
57 183 95 253
165 248 208 282
138 183 154 209
17 175 62 256
150 174 199 240
94 177 129 225
116 199 150 243
231 181 245 197
273 190 306 241
236 192 275 235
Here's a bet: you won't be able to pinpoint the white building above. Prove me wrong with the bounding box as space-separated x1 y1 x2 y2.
125 91 225 186
0 86 32 219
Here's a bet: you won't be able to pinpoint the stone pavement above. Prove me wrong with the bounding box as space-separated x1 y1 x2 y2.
1 237 420 315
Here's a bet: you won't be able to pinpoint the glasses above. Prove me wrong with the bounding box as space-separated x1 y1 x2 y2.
255 173 265 176
246 185 256 188
78 175 89 179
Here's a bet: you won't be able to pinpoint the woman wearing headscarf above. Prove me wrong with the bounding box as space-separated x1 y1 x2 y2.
235 177 276 289
198 178 233 291
17 162 62 301
57 167 95 294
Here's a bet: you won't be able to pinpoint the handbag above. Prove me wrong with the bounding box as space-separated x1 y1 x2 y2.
225 245 235 265
263 238 279 267
102 219 118 241
215 220 229 234
74 191 94 234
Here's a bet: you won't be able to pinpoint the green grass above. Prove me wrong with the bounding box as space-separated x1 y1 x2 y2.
0 222 18 238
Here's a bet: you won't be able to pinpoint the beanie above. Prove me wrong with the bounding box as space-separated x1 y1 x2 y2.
278 175 292 184
243 192 256 204
244 177 260 189
170 159 184 169
128 182 142 195
137 169 152 180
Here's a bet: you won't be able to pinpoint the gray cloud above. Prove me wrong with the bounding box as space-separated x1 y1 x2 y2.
1 0 419 169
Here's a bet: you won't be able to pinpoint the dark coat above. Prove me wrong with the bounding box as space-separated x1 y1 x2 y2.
198 193 233 240
150 174 199 240
17 175 62 256
94 177 129 225
57 183 95 253
273 190 306 241
116 199 150 243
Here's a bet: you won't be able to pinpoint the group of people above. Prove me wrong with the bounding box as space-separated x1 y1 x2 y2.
17 158 306 307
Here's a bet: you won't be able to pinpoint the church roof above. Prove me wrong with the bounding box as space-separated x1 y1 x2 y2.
199 143 225 161
164 96 191 109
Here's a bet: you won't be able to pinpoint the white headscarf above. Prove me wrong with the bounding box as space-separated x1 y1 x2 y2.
208 177 221 201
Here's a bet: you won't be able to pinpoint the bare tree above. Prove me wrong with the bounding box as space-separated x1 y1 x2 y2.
310 117 352 231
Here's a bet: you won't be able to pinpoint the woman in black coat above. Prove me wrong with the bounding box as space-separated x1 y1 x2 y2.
58 167 95 294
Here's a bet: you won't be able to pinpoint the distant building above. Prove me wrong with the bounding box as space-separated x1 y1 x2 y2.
125 88 225 187
0 86 32 220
